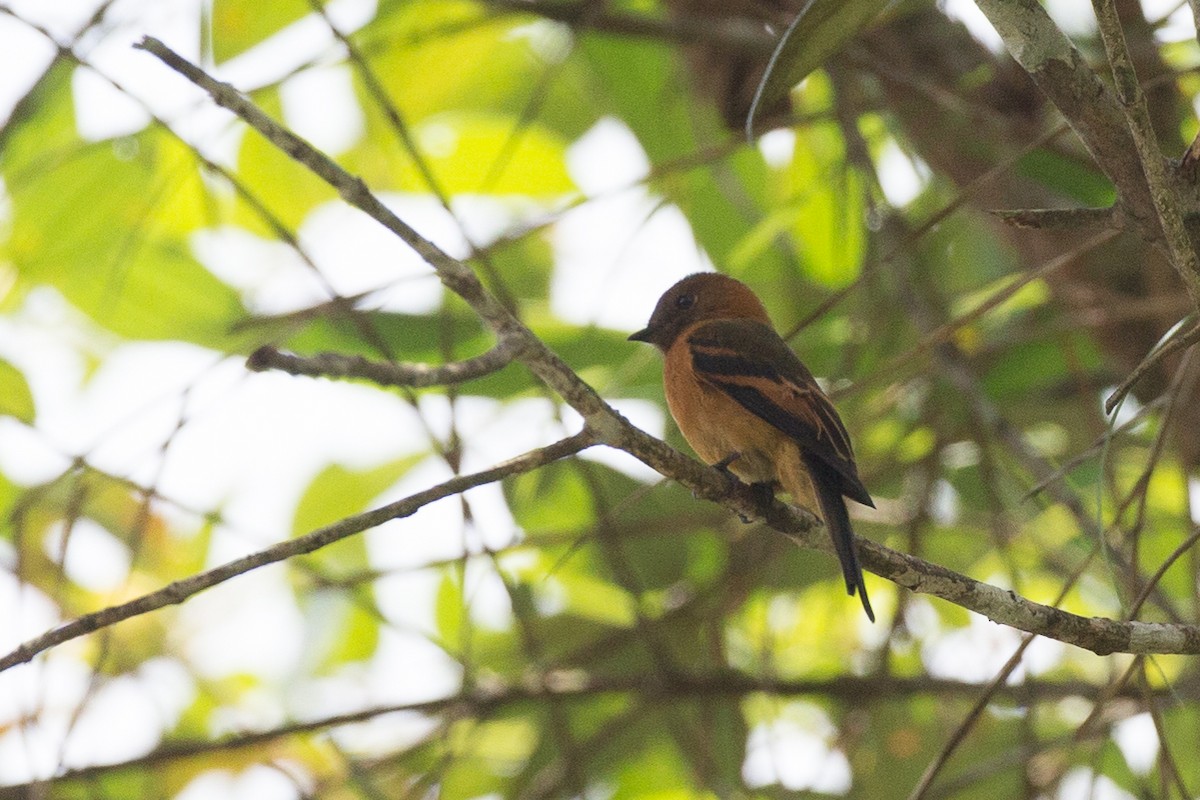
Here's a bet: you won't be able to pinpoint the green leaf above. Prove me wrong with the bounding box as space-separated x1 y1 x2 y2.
293 455 425 536
359 1 592 139
579 34 697 161
982 335 1098 400
731 116 866 288
950 274 1051 332
441 714 540 797
300 590 382 671
916 202 1017 292
1016 148 1115 206
436 570 469 652
386 112 575 196
787 110 867 288
0 359 34 423
233 88 340 234
4 126 250 349
612 733 692 797
504 461 595 536
750 0 892 131
209 0 310 63
254 306 623 404
290 455 424 585
2 62 249 348
288 459 424 671
265 308 476 364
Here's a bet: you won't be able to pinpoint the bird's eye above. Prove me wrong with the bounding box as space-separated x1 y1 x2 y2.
675 293 695 310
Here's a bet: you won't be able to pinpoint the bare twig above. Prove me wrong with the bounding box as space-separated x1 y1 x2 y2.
991 207 1118 230
4 668 1193 796
1092 0 1200 306
0 432 596 673
854 535 1200 655
1104 318 1200 413
128 37 827 529
246 340 524 388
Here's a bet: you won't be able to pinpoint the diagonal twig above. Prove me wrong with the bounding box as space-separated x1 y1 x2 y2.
0 432 596 674
1104 317 1200 413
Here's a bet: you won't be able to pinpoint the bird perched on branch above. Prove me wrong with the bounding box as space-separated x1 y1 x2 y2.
629 272 876 621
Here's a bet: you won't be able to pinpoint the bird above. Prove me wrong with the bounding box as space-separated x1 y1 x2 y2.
629 272 876 621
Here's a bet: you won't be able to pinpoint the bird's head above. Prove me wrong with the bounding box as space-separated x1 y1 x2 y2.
628 272 771 350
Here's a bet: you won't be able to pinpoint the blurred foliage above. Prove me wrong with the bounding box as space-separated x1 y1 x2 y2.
1 0 1199 799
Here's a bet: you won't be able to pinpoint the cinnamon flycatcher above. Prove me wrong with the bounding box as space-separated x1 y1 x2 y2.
629 272 875 621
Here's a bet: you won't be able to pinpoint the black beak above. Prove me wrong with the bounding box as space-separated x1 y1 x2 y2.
628 327 652 343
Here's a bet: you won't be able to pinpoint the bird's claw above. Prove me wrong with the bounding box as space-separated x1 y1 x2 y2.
710 454 758 522
737 481 776 524
690 453 741 515
711 452 742 475
704 454 769 524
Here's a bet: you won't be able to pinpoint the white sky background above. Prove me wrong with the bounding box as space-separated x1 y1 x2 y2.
0 0 1185 795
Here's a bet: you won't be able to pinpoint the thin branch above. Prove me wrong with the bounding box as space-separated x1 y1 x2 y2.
5 669 1194 794
128 37 820 530
1117 347 1199 604
852 535 1200 655
909 638 1040 800
1104 317 1200 413
0 432 596 674
1093 0 1200 307
1139 666 1193 800
1020 394 1168 502
1128 526 1200 619
847 229 1119 401
131 37 625 438
246 340 524 388
991 207 1118 230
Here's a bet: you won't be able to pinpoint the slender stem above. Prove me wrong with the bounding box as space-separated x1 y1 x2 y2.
246 340 524 388
0 433 596 673
1093 0 1200 307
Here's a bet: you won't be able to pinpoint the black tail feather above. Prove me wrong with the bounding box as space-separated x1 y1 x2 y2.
803 454 874 622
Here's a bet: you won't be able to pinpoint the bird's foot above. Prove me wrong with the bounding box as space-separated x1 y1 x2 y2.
709 453 757 522
711 452 742 474
739 481 776 524
748 481 775 506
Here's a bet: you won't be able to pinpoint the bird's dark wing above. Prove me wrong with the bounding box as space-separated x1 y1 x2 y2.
686 319 873 508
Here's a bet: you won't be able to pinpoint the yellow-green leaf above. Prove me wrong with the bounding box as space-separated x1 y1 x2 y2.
210 0 310 63
4 127 249 348
0 359 34 423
